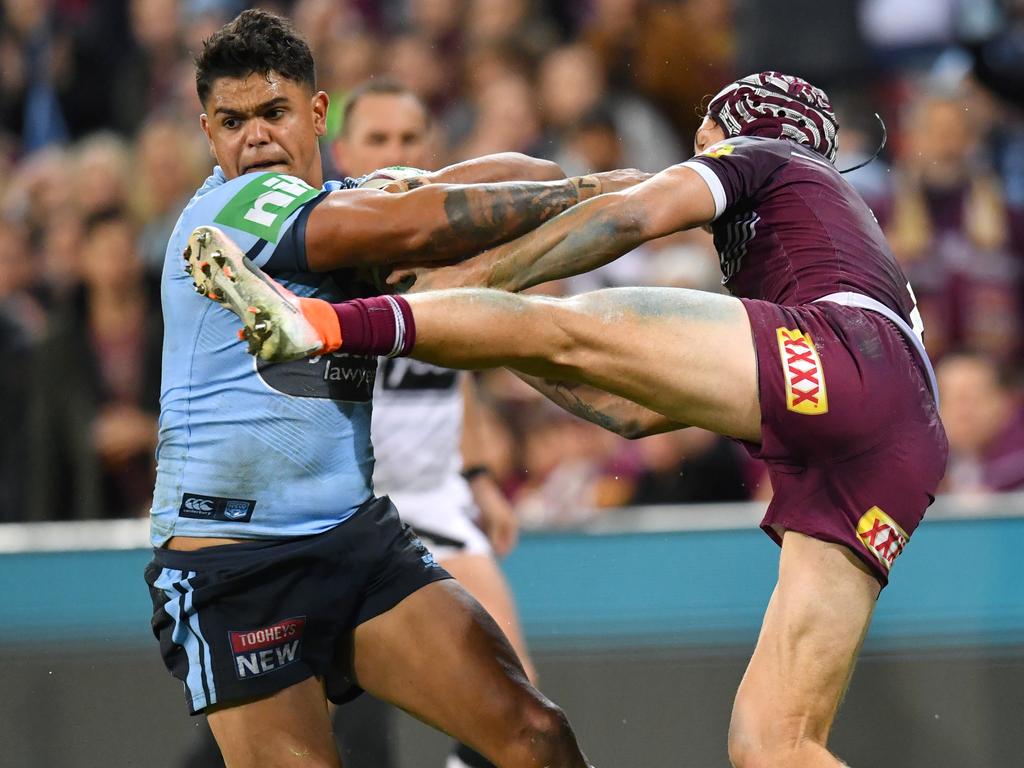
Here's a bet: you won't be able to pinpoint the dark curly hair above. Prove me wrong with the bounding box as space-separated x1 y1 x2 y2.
195 10 316 106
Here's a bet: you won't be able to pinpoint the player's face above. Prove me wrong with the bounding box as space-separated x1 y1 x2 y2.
334 93 431 177
693 115 727 155
200 72 329 186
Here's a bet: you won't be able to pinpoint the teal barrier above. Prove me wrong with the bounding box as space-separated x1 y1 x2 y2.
1 516 1022 649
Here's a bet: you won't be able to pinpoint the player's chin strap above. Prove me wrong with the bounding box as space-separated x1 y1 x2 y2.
838 113 887 174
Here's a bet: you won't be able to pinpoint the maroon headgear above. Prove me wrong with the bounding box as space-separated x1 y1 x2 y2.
706 71 839 163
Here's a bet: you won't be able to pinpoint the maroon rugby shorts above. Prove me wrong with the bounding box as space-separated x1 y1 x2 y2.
739 299 948 586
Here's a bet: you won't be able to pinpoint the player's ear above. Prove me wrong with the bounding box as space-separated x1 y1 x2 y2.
199 114 216 158
312 91 329 137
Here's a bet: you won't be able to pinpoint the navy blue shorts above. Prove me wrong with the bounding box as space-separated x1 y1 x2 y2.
144 496 450 714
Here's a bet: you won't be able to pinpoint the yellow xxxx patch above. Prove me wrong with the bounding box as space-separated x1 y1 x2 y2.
856 506 909 570
776 327 828 415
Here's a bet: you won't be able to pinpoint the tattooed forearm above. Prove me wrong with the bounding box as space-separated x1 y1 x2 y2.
421 181 583 258
479 194 646 293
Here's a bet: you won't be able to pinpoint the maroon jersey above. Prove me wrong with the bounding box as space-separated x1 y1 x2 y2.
684 136 918 328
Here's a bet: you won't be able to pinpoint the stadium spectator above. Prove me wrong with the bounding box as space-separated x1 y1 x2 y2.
0 0 71 151
454 73 545 160
133 118 207 274
938 350 1024 493
0 218 44 521
25 208 161 521
628 429 752 506
538 43 683 172
109 0 188 135
886 86 1024 362
71 132 133 218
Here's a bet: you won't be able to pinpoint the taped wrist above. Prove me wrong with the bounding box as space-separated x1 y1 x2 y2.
570 174 602 201
331 295 416 357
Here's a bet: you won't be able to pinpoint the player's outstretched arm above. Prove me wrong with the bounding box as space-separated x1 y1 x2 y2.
402 164 716 294
303 169 643 272
514 373 687 439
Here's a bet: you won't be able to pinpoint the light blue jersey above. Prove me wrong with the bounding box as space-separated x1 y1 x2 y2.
151 168 376 546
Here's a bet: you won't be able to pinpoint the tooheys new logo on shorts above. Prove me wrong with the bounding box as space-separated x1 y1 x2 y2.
179 493 257 522
215 173 320 243
230 617 306 679
775 327 828 415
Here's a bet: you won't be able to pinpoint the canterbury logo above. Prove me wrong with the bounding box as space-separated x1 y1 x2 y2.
183 498 214 513
776 327 828 415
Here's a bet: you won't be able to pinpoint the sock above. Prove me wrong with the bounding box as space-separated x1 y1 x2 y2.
297 297 343 355
446 742 496 768
328 295 416 357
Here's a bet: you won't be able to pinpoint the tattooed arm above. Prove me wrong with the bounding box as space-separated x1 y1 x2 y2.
403 164 716 293
304 176 604 272
514 373 687 439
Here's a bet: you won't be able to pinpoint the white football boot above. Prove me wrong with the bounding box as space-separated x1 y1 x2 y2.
184 225 323 362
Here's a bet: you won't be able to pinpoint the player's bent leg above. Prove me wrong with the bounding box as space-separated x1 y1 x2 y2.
441 552 537 682
351 579 589 768
406 287 761 442
727 530 880 768
206 675 342 768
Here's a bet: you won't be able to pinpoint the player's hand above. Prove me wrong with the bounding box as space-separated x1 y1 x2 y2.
591 168 653 193
386 262 482 293
470 472 519 558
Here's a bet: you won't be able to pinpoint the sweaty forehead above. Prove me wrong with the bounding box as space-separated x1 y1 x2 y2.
207 72 307 112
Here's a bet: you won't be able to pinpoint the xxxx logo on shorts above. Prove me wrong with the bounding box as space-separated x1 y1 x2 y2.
856 506 909 571
230 616 306 680
775 327 828 415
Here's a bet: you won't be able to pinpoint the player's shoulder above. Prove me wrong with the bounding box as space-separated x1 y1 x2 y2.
182 170 323 245
697 134 793 161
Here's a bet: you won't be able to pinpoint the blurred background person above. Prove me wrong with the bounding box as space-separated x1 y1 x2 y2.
937 350 1024 494
885 86 1024 363
25 207 161 521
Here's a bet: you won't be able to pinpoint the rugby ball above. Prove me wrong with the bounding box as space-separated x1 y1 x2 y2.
357 165 429 190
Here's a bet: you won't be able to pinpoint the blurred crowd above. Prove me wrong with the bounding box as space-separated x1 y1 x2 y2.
1 0 1023 526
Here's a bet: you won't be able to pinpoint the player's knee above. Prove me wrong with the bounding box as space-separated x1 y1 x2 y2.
727 697 772 768
502 698 578 767
540 300 601 373
727 716 827 768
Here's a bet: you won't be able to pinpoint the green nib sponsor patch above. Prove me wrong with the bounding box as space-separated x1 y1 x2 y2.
215 173 319 243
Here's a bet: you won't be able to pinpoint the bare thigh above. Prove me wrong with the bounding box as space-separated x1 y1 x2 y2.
207 676 341 768
409 287 761 441
442 552 536 681
728 530 881 767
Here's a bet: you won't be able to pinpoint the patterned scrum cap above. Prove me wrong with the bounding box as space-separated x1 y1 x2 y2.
707 71 839 163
